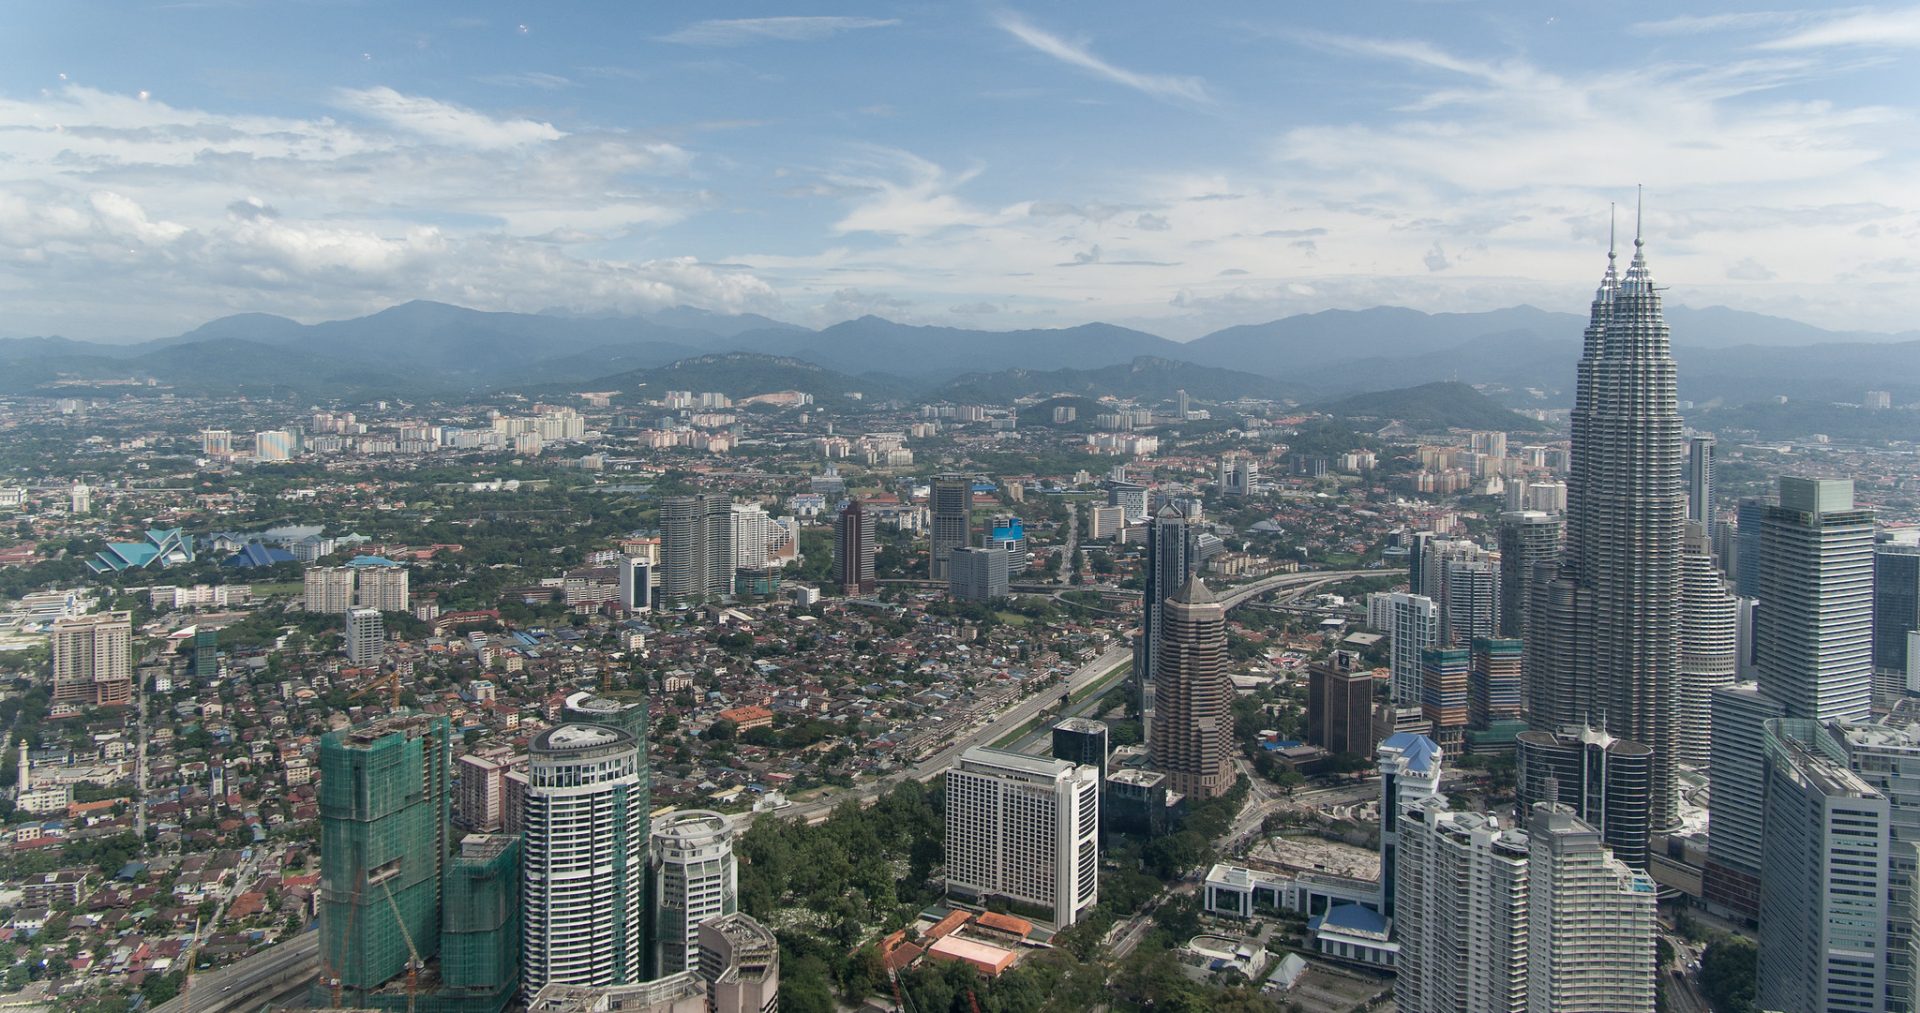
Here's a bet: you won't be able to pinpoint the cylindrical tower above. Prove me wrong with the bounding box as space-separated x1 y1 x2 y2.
522 723 647 993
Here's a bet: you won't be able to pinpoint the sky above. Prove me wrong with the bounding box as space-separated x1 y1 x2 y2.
2 2 1918 342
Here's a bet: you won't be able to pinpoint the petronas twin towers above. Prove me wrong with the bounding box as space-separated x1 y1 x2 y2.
1530 203 1685 830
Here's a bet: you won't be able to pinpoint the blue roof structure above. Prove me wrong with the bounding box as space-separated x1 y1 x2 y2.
89 528 195 573
223 541 296 568
346 555 401 568
1314 903 1389 936
1380 731 1441 773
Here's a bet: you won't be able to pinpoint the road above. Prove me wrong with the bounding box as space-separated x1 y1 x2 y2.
150 932 321 1013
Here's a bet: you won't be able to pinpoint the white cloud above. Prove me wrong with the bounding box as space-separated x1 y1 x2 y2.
1757 6 1920 49
335 86 563 149
995 13 1210 103
658 17 899 46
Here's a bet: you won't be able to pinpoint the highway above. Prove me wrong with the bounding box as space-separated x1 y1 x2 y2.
150 931 320 1013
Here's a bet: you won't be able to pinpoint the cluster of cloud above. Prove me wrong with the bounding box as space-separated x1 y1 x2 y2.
0 83 774 337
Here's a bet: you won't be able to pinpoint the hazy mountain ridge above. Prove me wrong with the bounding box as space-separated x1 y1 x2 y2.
3 300 1913 405
1317 381 1554 433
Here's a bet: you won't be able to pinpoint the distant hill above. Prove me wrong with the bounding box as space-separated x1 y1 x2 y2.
938 356 1295 404
1318 381 1552 433
728 316 1183 379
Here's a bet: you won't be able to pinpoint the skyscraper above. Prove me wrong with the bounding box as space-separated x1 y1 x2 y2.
1469 637 1524 729
830 498 876 595
1525 805 1658 1013
1534 207 1685 830
1150 577 1234 800
651 811 739 976
1418 646 1470 749
1679 522 1739 766
1824 720 1920 1010
319 714 453 996
306 566 356 613
943 747 1100 927
1514 724 1653 870
929 473 972 581
1687 434 1716 526
1875 543 1920 705
1308 649 1376 757
1757 721 1890 1013
1137 504 1199 744
1376 733 1445 916
439 834 522 1012
1497 510 1560 640
1702 683 1783 919
1734 495 1774 599
660 494 734 606
522 724 650 991
1438 557 1499 647
1757 477 1875 722
1371 591 1439 707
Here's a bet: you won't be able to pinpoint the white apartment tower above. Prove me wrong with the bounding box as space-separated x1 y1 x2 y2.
651 810 739 976
306 566 356 613
345 608 384 667
1370 592 1439 707
1525 805 1658 1013
730 503 770 570
523 724 649 991
1679 521 1739 766
49 611 132 706
1393 799 1530 1013
944 747 1100 927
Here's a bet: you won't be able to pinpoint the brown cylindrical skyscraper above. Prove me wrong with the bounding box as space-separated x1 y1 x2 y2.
1151 576 1234 800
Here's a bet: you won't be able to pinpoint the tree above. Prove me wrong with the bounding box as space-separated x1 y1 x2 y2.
1698 936 1757 1013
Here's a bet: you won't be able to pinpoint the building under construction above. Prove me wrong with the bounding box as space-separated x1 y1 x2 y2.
319 714 453 1004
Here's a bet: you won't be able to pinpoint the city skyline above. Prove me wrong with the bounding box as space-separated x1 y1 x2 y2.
4 3 1920 340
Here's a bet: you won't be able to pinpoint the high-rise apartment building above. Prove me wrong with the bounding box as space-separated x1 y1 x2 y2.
1371 592 1439 707
354 562 411 613
1050 718 1109 779
1687 434 1716 526
1137 505 1200 744
697 913 781 1013
1875 543 1920 705
1680 522 1739 766
831 498 876 595
522 724 650 991
652 811 739 976
347 608 385 667
943 747 1100 927
929 473 973 581
1497 511 1560 640
254 428 295 462
1757 721 1890 1013
1393 800 1531 1013
1525 804 1658 1013
1308 649 1376 757
660 494 734 606
319 714 453 995
49 611 132 707
729 503 769 570
201 428 232 456
948 545 1009 602
1757 477 1875 722
1150 577 1234 800
1532 214 1685 831
1469 638 1524 729
1438 557 1499 647
457 753 508 833
1514 724 1653 870
1376 733 1445 916
306 566 357 613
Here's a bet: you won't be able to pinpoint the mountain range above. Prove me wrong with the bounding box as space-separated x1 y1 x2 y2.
4 299 1916 408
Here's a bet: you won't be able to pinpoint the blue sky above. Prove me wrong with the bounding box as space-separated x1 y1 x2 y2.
3 1 1918 341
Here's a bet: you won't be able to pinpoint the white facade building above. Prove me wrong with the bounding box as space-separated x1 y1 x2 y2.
345 608 384 667
943 747 1099 927
1369 592 1439 707
523 724 650 991
1525 805 1657 1013
651 810 738 975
